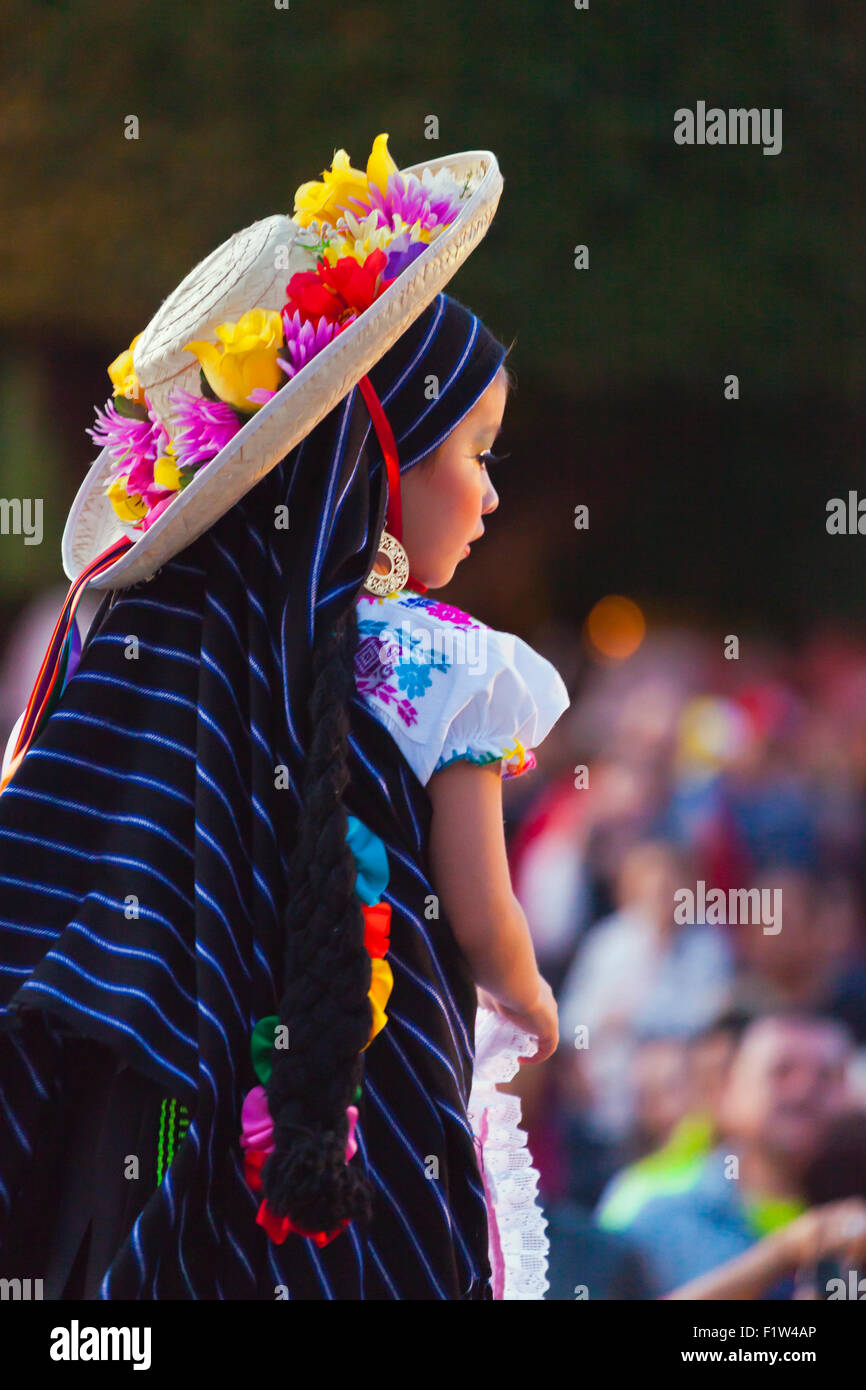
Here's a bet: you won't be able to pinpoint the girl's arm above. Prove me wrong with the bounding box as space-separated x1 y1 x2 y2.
426 758 558 1061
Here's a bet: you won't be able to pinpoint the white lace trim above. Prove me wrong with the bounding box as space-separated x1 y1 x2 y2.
467 1006 550 1299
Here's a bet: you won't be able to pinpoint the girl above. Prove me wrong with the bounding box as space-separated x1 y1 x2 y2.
0 291 568 1299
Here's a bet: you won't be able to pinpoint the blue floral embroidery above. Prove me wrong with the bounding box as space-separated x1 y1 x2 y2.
356 615 452 701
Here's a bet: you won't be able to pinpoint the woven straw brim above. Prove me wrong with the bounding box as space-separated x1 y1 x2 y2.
62 150 503 591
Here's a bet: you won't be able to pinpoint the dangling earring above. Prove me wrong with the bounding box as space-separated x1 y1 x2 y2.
364 530 410 598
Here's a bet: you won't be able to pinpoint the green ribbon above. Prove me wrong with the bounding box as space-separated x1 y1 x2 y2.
251 1014 280 1085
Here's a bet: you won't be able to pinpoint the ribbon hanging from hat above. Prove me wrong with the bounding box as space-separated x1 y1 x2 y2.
0 376 418 797
356 373 427 600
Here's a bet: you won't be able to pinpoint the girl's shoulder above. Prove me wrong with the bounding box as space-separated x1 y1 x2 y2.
354 588 570 786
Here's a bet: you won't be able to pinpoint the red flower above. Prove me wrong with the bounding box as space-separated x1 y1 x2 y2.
285 249 392 326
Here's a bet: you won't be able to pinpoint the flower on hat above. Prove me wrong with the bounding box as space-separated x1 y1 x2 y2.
107 333 146 406
346 169 463 244
91 393 184 527
241 312 344 403
322 212 429 281
378 229 430 280
183 309 284 414
284 248 392 327
153 443 182 492
89 135 475 536
270 310 341 390
88 395 168 470
293 133 399 229
105 474 148 523
169 388 246 466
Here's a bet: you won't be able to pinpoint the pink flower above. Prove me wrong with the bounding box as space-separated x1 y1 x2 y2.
170 387 244 467
138 492 177 532
87 394 169 470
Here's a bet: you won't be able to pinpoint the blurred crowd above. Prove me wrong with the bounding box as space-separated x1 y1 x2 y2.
505 623 866 1300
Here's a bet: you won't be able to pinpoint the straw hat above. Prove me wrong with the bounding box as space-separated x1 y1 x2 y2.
61 139 503 592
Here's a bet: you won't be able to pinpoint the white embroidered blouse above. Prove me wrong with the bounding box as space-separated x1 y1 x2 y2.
353 588 569 786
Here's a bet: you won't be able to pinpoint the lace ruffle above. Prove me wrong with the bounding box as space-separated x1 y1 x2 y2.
467 1006 550 1299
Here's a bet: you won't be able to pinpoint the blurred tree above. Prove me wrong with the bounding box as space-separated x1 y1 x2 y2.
0 0 860 396
0 0 862 641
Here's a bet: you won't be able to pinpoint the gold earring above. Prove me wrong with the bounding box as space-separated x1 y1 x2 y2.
364 530 410 597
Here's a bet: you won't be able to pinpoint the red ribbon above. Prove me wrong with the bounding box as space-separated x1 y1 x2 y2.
0 535 135 795
357 373 427 596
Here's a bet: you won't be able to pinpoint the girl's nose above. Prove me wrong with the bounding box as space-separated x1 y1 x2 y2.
482 477 499 514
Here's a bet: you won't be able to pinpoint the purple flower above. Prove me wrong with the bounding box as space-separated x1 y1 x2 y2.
87 395 168 469
383 239 428 279
346 171 462 236
277 309 341 382
169 388 244 467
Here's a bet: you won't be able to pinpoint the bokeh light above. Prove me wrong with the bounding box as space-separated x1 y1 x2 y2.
584 595 647 662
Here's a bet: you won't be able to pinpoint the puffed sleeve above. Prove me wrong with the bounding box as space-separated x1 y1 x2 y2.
354 592 570 786
431 628 570 782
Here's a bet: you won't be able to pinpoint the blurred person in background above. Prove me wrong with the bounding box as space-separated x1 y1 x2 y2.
508 644 695 995
510 757 662 995
627 1038 692 1159
666 1107 866 1300
731 863 866 1043
596 1013 748 1233
556 839 734 1144
614 1014 854 1297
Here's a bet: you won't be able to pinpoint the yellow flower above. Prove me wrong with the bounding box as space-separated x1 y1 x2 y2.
153 442 181 491
293 133 399 229
105 474 147 522
362 957 393 1050
108 332 146 405
183 309 283 414
366 131 399 195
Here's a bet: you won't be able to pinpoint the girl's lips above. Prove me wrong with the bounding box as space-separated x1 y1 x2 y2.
463 544 471 557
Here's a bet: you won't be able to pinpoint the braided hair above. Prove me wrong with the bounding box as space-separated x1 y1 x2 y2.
263 605 372 1229
261 294 509 1231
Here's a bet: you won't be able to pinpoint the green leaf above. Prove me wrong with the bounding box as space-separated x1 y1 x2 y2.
199 367 220 402
111 393 149 421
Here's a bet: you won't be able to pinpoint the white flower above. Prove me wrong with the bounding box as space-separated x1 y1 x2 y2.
419 164 475 203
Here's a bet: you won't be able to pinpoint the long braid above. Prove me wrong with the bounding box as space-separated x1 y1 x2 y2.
262 600 374 1231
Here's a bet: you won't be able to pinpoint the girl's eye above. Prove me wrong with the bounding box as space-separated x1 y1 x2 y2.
476 449 510 469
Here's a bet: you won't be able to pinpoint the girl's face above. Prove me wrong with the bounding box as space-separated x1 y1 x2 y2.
398 368 508 589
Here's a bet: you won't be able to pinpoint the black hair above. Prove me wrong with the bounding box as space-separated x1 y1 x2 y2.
261 293 508 1233
262 604 372 1230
